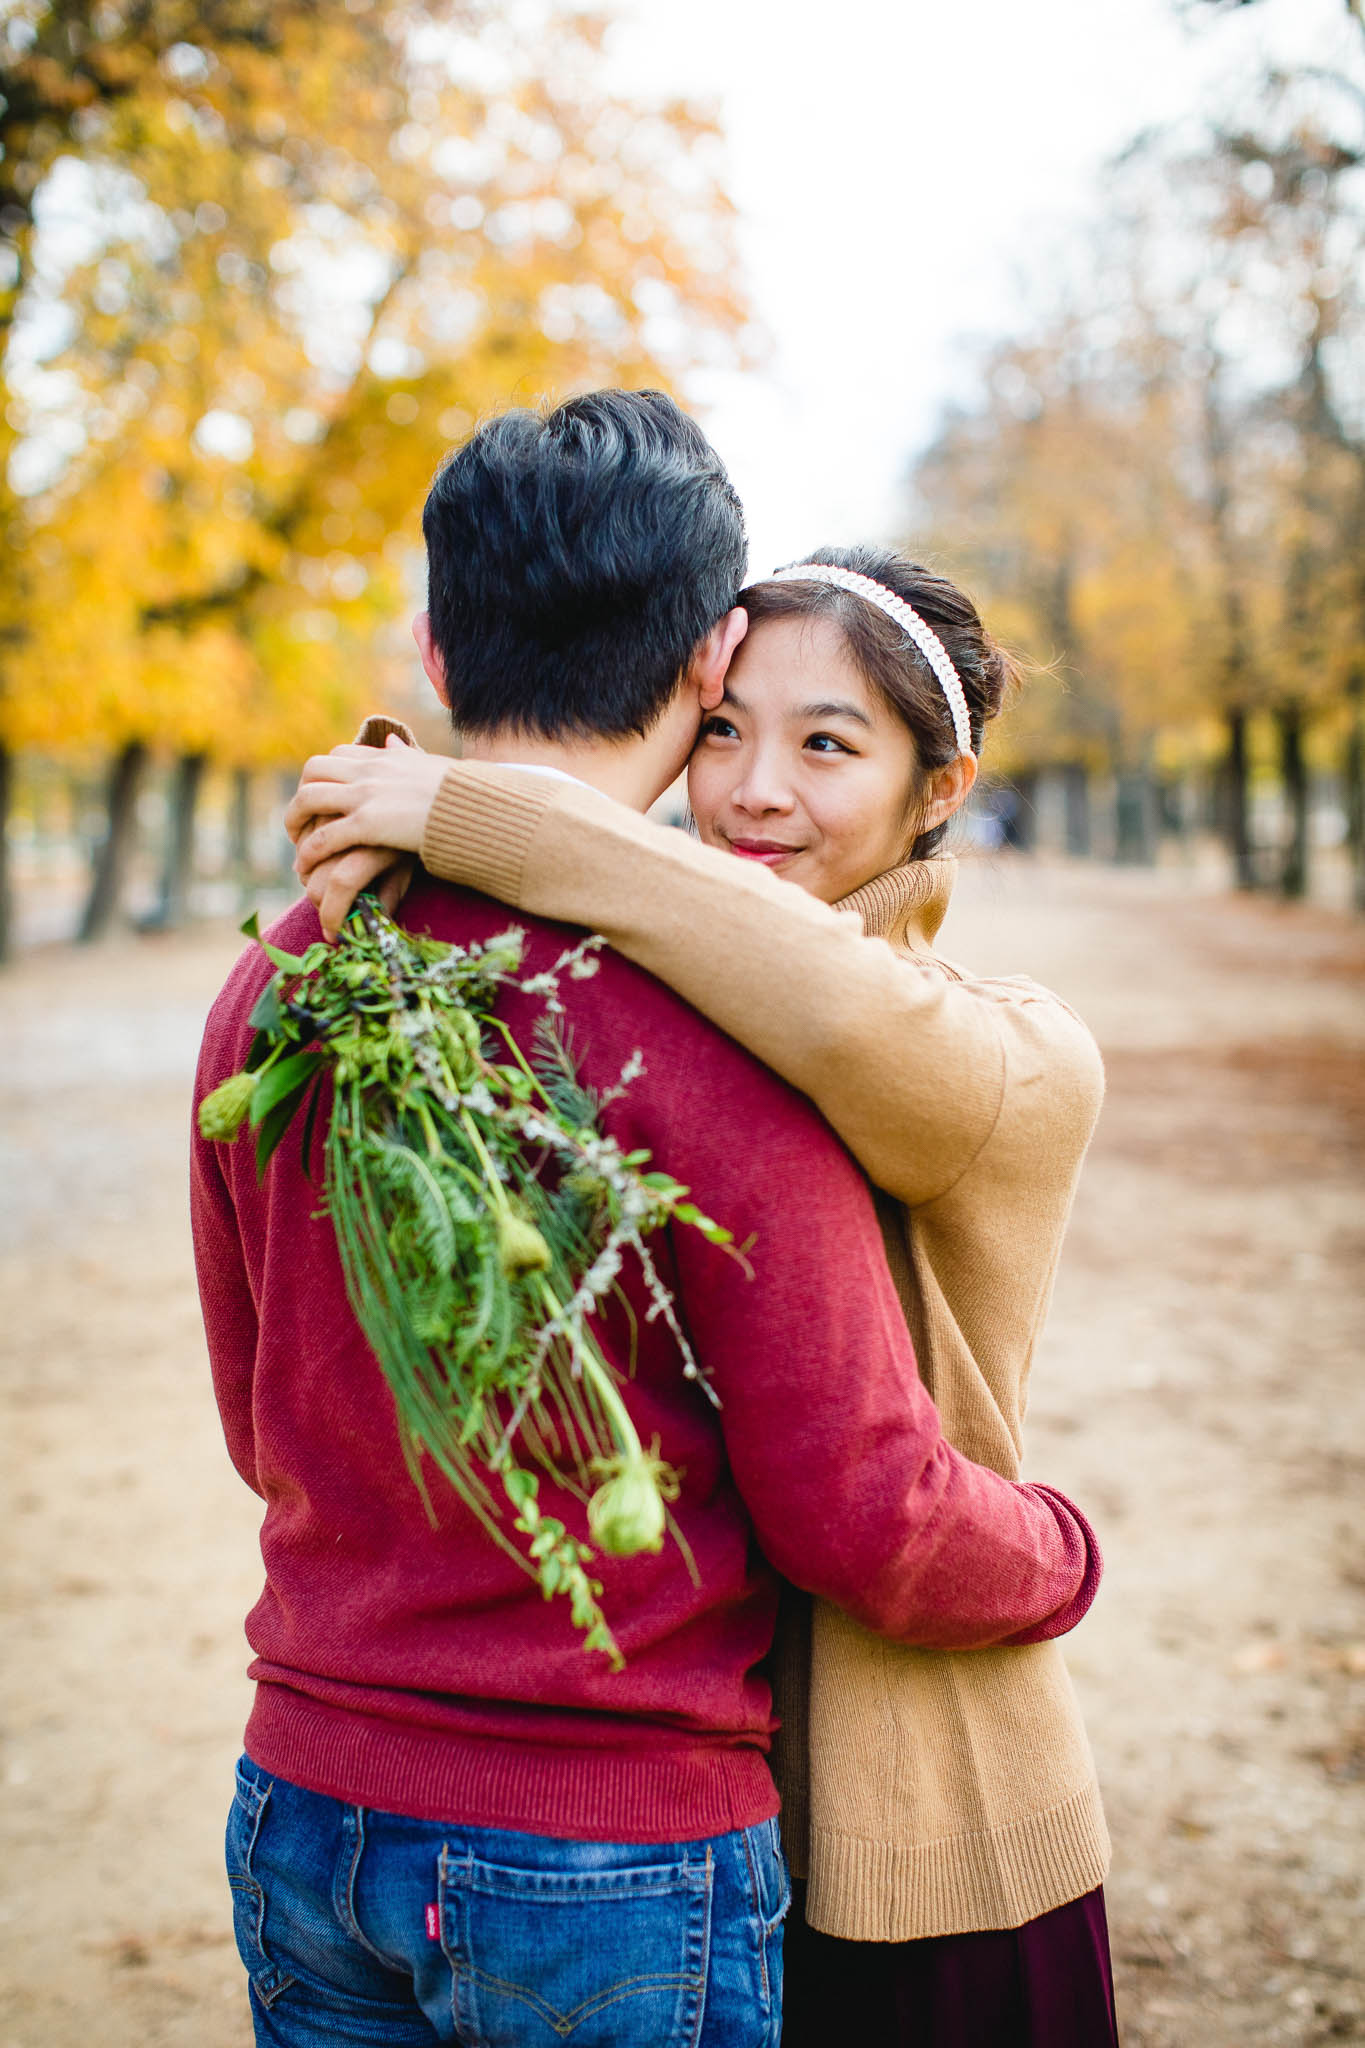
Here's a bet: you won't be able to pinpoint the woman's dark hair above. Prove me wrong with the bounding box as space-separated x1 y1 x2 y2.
739 545 1021 860
423 389 746 741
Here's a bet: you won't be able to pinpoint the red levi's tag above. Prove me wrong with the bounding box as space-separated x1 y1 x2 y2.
425 1903 440 1942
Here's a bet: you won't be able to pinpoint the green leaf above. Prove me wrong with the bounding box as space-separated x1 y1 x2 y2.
583 1621 623 1668
254 1082 311 1181
570 1579 600 1628
298 1072 326 1182
249 982 285 1034
249 1051 319 1126
241 909 313 974
503 1468 539 1511
673 1202 732 1244
259 937 313 975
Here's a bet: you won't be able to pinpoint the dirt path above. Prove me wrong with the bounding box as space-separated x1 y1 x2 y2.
2 860 1362 2047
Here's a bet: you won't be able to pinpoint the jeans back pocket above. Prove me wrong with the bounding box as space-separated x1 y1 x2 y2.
442 1845 712 2048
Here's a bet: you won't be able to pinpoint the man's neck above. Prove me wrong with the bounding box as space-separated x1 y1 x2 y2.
459 730 676 813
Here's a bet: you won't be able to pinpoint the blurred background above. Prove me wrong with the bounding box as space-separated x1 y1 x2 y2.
1 2 1362 2045
1 0 1362 939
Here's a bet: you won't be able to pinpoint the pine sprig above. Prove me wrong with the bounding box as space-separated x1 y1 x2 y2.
198 894 737 1666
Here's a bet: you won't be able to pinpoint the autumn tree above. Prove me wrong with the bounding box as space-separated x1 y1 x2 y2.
908 53 1365 900
1 0 748 948
911 276 1228 863
1139 67 1365 896
2 1 383 948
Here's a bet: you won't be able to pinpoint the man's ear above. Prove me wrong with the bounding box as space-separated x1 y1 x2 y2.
412 612 450 707
920 752 979 834
692 606 748 714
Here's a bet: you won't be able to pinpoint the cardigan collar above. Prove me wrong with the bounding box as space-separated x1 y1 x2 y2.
837 856 955 952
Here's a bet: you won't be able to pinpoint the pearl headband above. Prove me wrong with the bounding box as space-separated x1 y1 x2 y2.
767 563 974 758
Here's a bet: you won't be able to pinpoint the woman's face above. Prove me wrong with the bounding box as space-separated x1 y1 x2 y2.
686 613 922 905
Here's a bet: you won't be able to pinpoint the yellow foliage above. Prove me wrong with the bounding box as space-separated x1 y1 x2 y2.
3 1 750 765
908 79 1365 779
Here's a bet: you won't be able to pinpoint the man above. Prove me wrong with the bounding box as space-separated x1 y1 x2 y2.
194 389 1099 2047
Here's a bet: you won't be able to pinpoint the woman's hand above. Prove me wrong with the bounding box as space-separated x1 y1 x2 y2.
302 846 417 939
286 734 448 864
286 733 445 936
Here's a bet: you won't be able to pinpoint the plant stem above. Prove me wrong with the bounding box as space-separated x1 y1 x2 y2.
534 1277 643 1468
459 1109 513 1219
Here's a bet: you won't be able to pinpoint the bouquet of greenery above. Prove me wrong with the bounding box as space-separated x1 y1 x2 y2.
198 895 735 1668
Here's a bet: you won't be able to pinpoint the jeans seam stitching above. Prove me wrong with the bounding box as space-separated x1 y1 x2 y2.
740 1826 771 2004
688 1848 713 2048
341 1807 409 1973
437 1843 466 2041
234 1772 281 1988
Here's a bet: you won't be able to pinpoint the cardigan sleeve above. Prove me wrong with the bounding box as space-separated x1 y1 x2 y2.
407 759 1104 1209
343 722 1101 1207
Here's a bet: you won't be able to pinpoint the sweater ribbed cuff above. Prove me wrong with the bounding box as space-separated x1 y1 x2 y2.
420 765 556 905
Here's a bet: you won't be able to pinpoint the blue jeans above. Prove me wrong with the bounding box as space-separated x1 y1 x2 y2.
227 1755 789 2047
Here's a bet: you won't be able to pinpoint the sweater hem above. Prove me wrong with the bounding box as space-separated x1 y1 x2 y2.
803 1777 1111 1941
245 1685 779 1846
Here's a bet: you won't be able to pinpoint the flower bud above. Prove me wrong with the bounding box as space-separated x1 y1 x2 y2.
197 1069 258 1143
439 1008 483 1083
588 1459 667 1556
496 1212 551 1277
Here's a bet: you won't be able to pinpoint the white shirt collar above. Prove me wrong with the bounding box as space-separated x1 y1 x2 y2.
488 762 592 792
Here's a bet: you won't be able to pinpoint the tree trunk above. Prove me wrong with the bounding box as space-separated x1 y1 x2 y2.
1345 685 1365 916
1062 762 1091 857
146 750 207 929
1114 769 1159 866
278 768 303 882
229 765 251 876
79 740 148 942
1276 702 1309 901
0 741 12 965
1000 772 1037 851
1220 706 1256 890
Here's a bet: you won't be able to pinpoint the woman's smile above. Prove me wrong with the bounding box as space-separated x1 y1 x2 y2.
724 835 806 866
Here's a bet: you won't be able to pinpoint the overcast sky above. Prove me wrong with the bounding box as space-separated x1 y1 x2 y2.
605 0 1352 576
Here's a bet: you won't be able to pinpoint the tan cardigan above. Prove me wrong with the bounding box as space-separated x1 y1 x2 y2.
353 743 1111 1939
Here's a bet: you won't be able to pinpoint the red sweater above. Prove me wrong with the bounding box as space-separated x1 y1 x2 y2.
192 881 1099 1843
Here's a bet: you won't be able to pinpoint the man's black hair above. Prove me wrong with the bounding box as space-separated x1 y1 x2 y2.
421 389 747 740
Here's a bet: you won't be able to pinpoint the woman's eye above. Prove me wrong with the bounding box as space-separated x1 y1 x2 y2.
805 732 854 756
700 715 739 741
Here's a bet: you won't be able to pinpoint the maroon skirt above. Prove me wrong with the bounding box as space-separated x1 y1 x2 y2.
780 1882 1119 2047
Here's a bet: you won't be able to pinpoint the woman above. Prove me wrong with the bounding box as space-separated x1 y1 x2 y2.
287 547 1119 2046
